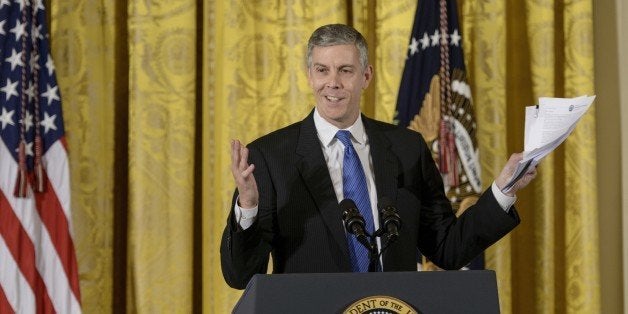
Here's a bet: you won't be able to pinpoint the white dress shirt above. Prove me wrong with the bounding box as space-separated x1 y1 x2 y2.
312 109 383 260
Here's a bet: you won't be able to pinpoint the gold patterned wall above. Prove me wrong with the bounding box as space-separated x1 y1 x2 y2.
47 0 602 313
562 1 599 312
50 2 117 312
461 0 600 313
459 1 515 311
127 1 197 312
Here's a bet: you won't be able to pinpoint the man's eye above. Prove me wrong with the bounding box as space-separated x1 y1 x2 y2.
316 68 327 73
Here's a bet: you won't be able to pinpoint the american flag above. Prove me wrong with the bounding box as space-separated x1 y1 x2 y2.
395 0 484 270
0 1 81 313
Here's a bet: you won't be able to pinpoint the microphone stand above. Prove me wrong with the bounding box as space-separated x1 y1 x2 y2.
351 230 396 272
348 229 379 272
367 236 380 272
369 223 400 272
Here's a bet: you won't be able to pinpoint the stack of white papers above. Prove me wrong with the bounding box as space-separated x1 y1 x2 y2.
502 95 596 193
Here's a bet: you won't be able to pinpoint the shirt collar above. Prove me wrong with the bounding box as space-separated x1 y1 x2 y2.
313 108 367 147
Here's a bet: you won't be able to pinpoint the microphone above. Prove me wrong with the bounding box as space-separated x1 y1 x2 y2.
339 199 372 250
378 197 401 243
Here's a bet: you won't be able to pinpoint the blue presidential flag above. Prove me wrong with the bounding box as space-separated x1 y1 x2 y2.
396 0 484 270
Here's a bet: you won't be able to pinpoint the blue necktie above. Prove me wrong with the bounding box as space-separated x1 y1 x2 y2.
336 130 375 272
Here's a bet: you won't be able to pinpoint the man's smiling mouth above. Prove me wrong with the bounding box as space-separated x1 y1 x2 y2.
325 96 343 102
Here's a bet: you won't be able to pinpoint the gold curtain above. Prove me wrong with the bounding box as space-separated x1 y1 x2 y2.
49 1 117 311
49 0 599 313
461 0 599 313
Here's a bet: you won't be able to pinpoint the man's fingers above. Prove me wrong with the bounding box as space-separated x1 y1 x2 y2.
239 146 250 170
231 139 241 167
231 139 252 172
241 164 255 178
230 139 256 183
505 153 523 170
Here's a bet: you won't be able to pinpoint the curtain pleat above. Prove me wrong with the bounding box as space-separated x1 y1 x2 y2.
562 1 599 312
526 1 558 313
49 1 117 312
461 1 513 310
126 1 197 312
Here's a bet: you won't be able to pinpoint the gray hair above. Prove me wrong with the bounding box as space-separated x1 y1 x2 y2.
306 24 369 69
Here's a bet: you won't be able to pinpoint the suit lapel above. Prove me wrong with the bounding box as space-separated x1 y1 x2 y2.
363 115 398 206
363 116 400 270
295 111 350 264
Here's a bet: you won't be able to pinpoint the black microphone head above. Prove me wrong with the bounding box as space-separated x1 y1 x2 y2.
340 199 360 221
339 199 358 212
339 199 371 250
339 199 366 233
378 196 401 237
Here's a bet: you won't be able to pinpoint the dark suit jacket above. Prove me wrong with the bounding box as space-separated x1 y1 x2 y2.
221 110 519 289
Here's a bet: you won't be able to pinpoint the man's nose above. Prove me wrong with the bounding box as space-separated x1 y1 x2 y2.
325 72 340 89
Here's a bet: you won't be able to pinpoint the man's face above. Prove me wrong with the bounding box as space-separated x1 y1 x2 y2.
307 44 372 129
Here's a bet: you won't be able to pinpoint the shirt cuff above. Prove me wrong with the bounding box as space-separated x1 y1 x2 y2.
234 196 258 230
491 181 517 212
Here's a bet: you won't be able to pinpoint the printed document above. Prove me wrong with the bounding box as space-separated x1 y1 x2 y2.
502 95 596 193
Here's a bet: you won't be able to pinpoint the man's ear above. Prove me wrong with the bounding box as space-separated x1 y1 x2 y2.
306 65 310 78
362 65 373 89
306 66 314 88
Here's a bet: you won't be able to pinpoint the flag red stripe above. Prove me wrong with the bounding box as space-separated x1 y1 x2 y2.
0 286 15 314
1 1 82 312
34 176 81 302
0 191 56 313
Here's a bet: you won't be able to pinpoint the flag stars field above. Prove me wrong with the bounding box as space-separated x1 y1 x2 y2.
45 54 55 76
408 37 419 56
0 106 14 129
19 110 33 131
420 33 430 50
5 49 23 71
450 29 461 46
430 30 440 46
14 140 33 156
9 20 25 39
29 52 39 70
40 112 57 134
1 78 18 100
0 1 82 312
411 29 462 54
24 82 35 101
41 83 60 105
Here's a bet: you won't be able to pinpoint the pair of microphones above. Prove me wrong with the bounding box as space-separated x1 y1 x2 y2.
340 197 402 261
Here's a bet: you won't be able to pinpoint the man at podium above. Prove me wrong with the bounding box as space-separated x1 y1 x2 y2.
221 24 536 290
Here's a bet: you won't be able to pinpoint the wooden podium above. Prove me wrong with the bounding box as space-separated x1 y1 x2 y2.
233 270 500 314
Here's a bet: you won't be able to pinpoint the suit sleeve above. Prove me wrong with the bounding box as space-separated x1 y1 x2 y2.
415 136 520 270
220 146 276 289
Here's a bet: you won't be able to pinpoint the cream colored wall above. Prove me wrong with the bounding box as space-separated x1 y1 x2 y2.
594 0 626 313
583 0 628 313
620 0 628 312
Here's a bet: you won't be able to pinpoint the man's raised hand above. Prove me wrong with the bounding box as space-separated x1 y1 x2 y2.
230 140 259 209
